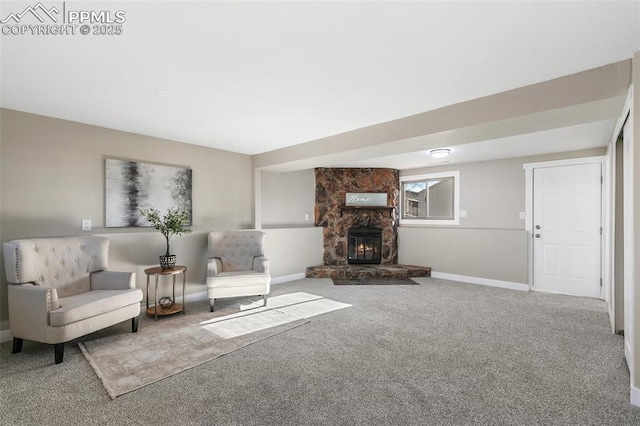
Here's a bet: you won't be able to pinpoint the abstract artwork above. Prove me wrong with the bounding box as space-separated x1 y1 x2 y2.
105 158 192 227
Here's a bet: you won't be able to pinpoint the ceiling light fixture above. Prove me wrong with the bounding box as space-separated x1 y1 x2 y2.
430 149 450 158
155 89 174 98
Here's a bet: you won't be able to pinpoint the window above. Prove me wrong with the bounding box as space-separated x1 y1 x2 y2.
400 171 459 225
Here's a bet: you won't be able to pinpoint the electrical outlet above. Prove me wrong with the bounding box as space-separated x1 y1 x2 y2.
82 219 92 231
304 213 310 221
459 210 467 218
519 212 526 220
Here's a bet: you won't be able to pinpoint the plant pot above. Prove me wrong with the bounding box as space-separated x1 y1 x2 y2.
159 254 176 270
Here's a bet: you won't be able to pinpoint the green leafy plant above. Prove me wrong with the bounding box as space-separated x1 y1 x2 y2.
139 207 192 256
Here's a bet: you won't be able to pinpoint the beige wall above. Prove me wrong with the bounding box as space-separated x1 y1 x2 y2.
261 170 315 227
263 228 323 278
398 148 606 283
399 227 528 283
0 109 254 326
402 148 606 229
1 109 254 237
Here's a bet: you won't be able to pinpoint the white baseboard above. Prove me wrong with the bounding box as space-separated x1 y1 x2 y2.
430 272 529 292
0 328 13 344
181 290 208 303
146 290 208 307
631 384 640 408
271 272 305 285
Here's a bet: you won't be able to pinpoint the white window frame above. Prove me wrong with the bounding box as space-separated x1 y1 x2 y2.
400 171 460 226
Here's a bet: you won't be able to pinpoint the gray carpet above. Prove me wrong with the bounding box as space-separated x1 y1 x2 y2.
1 277 639 425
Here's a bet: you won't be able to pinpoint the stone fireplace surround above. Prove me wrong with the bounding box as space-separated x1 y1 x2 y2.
313 168 399 265
306 168 431 280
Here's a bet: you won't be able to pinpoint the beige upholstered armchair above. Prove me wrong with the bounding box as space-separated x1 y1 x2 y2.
3 236 143 364
206 230 271 312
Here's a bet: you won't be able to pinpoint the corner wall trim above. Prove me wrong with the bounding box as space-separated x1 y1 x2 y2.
271 273 306 285
631 384 640 408
430 272 529 292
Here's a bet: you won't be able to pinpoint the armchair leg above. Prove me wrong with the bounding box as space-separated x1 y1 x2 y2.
209 299 215 312
12 337 23 354
54 343 64 364
132 316 140 333
263 294 267 307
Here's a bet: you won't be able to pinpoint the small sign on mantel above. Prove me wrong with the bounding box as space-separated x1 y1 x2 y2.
345 192 388 207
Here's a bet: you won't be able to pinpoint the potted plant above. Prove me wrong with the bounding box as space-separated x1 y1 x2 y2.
139 207 192 269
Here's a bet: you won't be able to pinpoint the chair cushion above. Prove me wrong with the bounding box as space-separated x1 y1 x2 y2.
207 271 270 289
50 289 142 327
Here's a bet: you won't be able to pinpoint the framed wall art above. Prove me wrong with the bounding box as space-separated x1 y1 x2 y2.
105 158 192 227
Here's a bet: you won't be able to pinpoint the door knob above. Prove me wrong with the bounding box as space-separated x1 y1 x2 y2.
535 225 541 230
535 234 541 238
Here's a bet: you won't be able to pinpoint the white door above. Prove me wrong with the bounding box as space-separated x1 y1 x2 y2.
533 163 602 297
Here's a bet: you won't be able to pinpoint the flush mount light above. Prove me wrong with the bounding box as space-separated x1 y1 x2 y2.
430 149 451 158
155 89 174 97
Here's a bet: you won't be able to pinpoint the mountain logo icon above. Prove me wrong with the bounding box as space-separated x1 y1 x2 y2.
0 2 60 24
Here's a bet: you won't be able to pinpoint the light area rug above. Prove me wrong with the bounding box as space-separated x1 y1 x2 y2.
79 292 350 399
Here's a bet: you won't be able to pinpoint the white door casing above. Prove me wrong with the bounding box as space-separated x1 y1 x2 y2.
532 163 602 298
622 114 634 375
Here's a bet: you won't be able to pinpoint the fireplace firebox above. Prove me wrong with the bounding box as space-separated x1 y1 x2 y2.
347 227 382 264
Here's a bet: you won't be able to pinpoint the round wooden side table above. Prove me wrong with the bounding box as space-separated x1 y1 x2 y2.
144 265 187 321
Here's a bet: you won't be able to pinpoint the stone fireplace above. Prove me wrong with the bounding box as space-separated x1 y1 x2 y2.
313 168 399 265
307 168 431 280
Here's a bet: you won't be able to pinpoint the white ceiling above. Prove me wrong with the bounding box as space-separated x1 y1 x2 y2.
1 1 639 167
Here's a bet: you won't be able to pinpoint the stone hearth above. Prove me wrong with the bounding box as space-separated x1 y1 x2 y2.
306 264 431 280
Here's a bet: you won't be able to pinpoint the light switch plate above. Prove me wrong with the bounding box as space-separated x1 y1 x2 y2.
459 210 468 218
519 212 526 220
82 219 92 231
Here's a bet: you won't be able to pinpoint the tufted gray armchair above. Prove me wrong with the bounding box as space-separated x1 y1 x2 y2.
206 230 271 312
3 236 143 364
